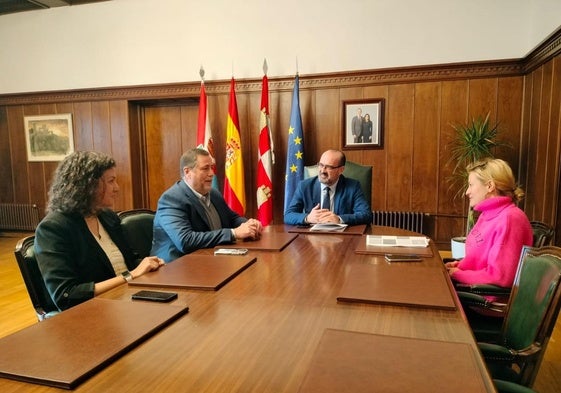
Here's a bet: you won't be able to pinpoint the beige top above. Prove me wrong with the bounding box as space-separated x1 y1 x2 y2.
94 217 127 275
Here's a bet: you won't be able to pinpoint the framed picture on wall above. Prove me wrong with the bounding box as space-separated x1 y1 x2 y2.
342 99 384 149
24 114 74 162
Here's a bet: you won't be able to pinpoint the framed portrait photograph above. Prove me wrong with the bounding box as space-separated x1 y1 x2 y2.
24 114 74 162
342 99 384 149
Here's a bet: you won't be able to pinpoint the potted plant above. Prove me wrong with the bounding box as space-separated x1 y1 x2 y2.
447 112 508 258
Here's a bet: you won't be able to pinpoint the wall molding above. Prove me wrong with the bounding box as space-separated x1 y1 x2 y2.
0 60 525 106
523 25 561 73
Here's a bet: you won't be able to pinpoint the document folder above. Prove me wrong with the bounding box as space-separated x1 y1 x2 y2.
130 254 257 290
0 298 188 389
337 264 456 310
298 329 489 393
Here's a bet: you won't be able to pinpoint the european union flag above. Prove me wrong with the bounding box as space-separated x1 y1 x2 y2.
284 75 304 212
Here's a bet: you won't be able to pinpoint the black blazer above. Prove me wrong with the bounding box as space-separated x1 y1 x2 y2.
35 209 138 311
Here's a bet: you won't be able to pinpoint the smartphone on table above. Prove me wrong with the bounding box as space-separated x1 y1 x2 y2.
384 254 422 262
131 290 178 302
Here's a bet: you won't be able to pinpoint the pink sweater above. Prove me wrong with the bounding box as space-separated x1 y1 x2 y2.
451 196 533 287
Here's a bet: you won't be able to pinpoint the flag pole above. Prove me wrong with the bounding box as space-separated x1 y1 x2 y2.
262 58 275 165
196 65 218 189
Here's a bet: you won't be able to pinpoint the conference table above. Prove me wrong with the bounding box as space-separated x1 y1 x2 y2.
0 225 496 392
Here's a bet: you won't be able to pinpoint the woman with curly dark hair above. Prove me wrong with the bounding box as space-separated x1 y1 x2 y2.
35 151 164 311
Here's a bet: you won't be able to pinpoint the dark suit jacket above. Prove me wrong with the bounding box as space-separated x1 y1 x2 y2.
35 209 138 311
283 175 373 225
351 115 363 138
151 180 247 262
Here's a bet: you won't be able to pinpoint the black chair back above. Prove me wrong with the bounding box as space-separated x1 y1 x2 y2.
14 235 59 321
530 221 555 248
118 209 156 259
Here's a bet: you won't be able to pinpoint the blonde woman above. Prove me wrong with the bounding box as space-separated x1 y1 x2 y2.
446 158 533 288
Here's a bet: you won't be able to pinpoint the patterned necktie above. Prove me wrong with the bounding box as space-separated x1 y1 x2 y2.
322 187 331 211
200 194 221 230
200 194 210 207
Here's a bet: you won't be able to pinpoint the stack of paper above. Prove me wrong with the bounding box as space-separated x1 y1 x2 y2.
310 223 348 232
366 235 429 247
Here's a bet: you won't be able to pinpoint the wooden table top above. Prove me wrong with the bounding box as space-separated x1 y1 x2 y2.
0 225 496 392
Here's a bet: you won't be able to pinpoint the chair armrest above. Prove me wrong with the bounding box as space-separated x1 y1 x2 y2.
478 342 516 362
457 291 490 307
457 291 507 313
455 283 511 296
493 379 537 393
479 342 542 363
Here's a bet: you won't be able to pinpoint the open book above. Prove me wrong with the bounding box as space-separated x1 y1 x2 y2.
366 235 429 248
310 223 348 232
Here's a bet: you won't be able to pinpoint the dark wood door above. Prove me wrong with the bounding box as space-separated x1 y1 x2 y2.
143 104 198 210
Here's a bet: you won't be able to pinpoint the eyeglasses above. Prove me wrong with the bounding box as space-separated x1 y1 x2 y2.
318 162 343 171
467 161 487 172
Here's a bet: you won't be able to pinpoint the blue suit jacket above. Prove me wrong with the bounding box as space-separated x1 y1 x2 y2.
151 181 247 262
283 175 372 225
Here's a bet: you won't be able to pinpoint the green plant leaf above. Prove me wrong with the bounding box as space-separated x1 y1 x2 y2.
446 112 510 202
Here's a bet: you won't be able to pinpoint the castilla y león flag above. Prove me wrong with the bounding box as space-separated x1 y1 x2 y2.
257 74 274 226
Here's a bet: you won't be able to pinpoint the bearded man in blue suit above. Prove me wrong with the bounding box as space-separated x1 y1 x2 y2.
151 148 262 262
284 149 372 226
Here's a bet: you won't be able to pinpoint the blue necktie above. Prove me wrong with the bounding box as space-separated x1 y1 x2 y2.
322 187 331 211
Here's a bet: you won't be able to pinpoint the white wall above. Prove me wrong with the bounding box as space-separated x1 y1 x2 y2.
0 0 560 94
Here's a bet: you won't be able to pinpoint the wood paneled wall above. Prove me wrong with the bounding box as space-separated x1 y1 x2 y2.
521 56 561 234
1 29 560 248
0 100 134 213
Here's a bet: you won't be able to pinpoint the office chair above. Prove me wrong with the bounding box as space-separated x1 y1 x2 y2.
304 161 373 207
118 208 156 260
461 246 561 387
530 221 554 248
457 246 533 341
14 235 60 321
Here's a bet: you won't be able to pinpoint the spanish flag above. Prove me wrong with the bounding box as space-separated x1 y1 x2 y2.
223 78 246 215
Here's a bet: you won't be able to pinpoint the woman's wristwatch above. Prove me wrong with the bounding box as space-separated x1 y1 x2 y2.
121 270 133 283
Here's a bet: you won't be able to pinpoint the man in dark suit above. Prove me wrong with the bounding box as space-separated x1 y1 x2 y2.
284 149 372 226
151 148 262 262
351 107 363 143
